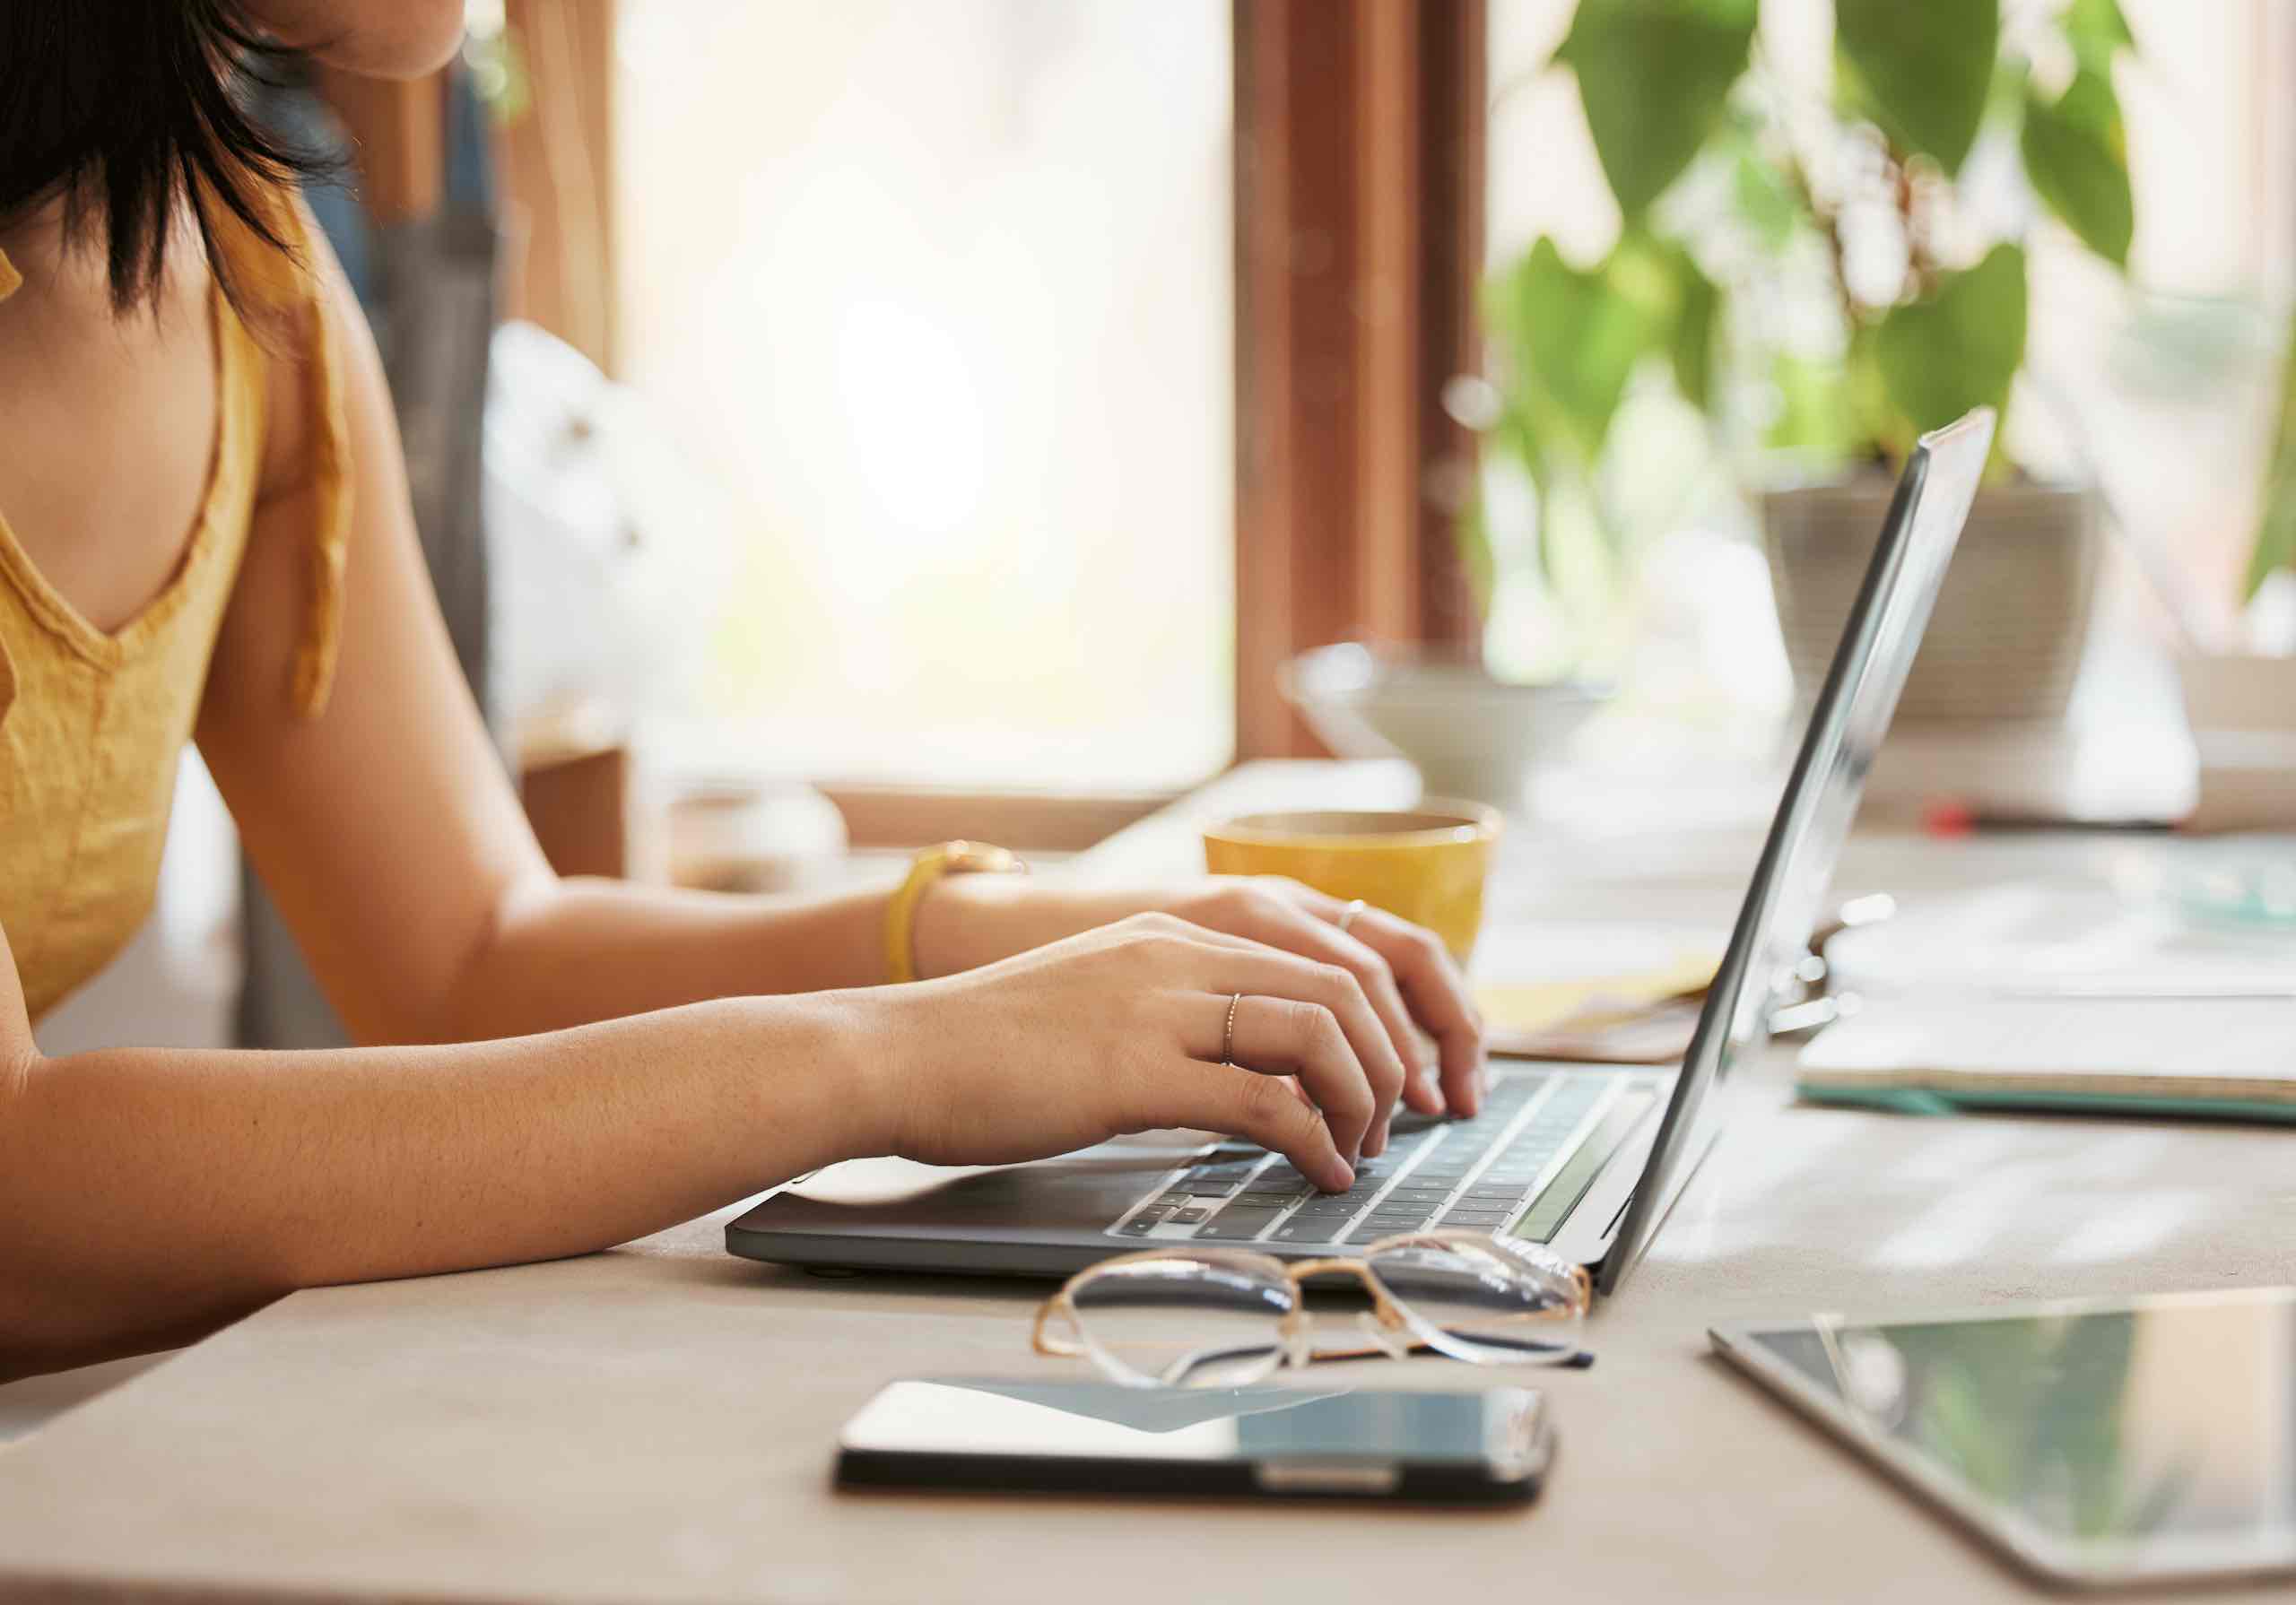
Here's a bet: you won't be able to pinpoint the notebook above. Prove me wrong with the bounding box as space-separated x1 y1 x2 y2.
1798 996 2296 1122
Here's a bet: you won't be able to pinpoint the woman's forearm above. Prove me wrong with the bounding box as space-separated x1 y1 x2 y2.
0 993 878 1380
426 869 1089 1045
427 876 899 1042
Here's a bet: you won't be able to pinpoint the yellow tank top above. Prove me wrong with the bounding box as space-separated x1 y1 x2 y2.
0 188 350 1022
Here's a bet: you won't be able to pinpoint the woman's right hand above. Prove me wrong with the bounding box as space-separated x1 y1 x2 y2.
847 914 1413 1193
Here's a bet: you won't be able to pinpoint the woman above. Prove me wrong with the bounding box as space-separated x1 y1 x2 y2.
0 3 1483 1381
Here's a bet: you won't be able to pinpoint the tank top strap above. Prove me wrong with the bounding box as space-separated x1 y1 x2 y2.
0 590 14 733
0 247 21 729
210 184 352 719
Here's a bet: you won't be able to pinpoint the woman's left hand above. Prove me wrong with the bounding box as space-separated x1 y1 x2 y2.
915 875 1487 1122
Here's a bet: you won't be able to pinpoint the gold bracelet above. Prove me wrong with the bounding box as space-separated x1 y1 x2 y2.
883 840 1028 984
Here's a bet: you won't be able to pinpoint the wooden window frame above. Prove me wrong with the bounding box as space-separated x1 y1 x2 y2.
1233 0 1488 759
500 0 620 373
494 1 1489 849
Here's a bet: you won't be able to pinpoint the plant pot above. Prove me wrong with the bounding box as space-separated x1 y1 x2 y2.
1280 643 1608 811
1762 478 2101 724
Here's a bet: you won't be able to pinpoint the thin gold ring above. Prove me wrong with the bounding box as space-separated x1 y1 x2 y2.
1336 898 1368 937
1222 992 1242 1066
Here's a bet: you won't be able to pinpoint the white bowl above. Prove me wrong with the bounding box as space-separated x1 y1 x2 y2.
1281 644 1607 810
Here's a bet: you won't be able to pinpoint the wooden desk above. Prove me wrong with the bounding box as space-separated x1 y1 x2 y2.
3 763 2289 1603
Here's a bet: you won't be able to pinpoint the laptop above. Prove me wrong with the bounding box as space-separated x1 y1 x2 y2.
728 408 1994 1296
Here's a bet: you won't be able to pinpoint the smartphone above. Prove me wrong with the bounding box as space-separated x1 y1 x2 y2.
834 1377 1553 1504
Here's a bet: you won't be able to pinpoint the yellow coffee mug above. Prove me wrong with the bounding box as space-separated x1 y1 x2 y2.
1202 802 1502 964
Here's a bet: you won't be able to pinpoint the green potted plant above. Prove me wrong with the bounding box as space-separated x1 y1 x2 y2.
1476 0 2142 720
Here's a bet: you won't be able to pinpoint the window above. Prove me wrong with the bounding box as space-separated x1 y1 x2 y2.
613 1 1234 789
1483 0 2296 668
2021 0 2296 638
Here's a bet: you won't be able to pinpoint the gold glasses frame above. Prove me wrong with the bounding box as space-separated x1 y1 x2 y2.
1032 1231 1593 1389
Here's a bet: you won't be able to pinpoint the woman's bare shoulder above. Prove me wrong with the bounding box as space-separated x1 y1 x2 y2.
0 223 226 634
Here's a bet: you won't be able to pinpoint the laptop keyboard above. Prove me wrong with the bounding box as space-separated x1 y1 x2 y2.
1108 1070 1662 1248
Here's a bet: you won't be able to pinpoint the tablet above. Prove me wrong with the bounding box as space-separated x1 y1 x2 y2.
1712 1288 2296 1588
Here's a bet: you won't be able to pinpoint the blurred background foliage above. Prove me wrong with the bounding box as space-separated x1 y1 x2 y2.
1469 0 2295 669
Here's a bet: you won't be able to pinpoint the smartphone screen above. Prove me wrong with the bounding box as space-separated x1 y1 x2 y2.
837 1377 1551 1502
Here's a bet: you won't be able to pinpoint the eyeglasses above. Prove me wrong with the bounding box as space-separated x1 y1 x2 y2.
1031 1232 1592 1390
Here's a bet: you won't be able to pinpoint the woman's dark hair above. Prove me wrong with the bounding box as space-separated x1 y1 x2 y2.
0 1 330 314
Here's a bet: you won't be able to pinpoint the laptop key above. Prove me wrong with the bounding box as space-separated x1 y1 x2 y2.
1380 1189 1454 1210
1235 1191 1306 1210
1118 1212 1167 1236
1175 1176 1248 1202
1439 1210 1511 1228
1270 1216 1350 1245
1168 1207 1210 1225
1362 1211 1432 1234
1196 1210 1282 1242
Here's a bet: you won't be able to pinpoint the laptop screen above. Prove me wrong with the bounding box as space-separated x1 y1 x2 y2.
1596 409 1996 1293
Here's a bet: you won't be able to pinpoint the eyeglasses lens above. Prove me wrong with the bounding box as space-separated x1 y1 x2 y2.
1069 1253 1295 1389
1362 1236 1587 1365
